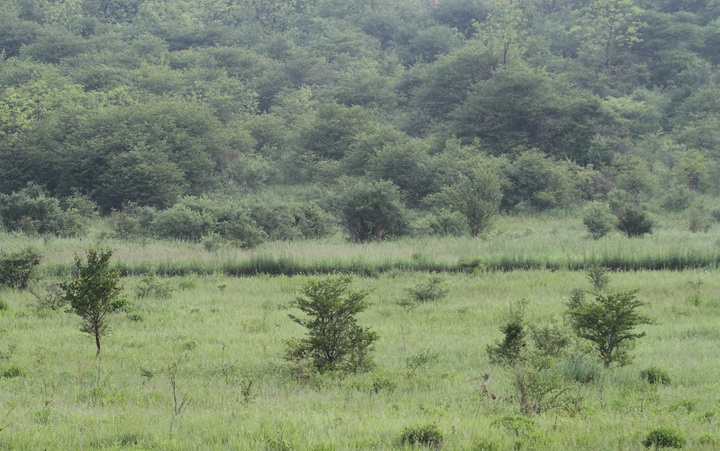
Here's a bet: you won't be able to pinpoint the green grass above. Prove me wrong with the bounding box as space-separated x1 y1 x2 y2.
0 268 718 450
3 214 720 277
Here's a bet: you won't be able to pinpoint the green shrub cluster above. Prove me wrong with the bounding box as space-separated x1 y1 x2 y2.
0 247 43 290
0 185 92 237
400 424 443 448
642 428 685 449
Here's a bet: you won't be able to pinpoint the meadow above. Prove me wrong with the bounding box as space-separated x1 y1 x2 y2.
0 215 719 450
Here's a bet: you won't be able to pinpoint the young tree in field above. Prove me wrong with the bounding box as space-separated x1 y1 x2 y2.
438 165 503 236
61 248 123 356
286 275 378 373
566 290 651 367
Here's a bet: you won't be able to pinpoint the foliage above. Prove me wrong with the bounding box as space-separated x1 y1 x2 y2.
286 276 378 373
585 265 610 292
400 423 443 448
583 202 616 239
566 290 652 367
642 428 685 449
61 248 123 355
640 367 671 385
433 166 503 236
404 275 448 304
0 246 42 289
487 302 527 365
616 207 654 238
336 179 408 242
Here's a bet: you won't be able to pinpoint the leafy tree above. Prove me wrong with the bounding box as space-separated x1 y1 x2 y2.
286 275 378 373
61 248 123 356
337 179 408 242
583 201 616 239
474 0 527 68
433 165 503 236
566 290 651 367
487 306 527 365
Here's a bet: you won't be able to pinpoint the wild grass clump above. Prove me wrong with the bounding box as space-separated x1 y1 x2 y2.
404 274 448 303
2 364 25 378
642 428 685 449
400 423 443 448
640 366 671 385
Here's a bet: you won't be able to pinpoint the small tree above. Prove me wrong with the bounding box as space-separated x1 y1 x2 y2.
582 201 615 239
566 290 651 367
438 166 503 236
286 275 378 373
61 248 123 356
616 207 653 238
337 179 408 242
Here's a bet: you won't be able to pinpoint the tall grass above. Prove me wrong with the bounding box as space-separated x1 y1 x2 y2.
0 270 718 449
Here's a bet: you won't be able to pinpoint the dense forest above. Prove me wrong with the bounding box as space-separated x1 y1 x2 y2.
1 0 720 243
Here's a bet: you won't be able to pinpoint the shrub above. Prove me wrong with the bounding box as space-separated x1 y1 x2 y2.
688 205 712 233
585 265 610 292
286 276 378 373
616 207 653 238
0 247 43 289
151 204 216 241
428 209 468 236
400 424 443 448
337 179 409 242
566 290 652 367
135 270 172 299
642 428 685 449
640 366 671 385
487 303 526 365
405 275 449 303
583 202 615 239
0 299 8 311
470 438 498 451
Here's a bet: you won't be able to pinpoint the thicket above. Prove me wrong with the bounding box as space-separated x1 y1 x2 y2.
2 0 720 242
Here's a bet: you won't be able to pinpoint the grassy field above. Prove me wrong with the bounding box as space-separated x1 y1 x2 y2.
2 213 720 277
0 264 718 450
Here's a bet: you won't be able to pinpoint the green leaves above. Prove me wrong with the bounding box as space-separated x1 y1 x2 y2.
566 290 651 367
287 275 377 373
61 248 123 355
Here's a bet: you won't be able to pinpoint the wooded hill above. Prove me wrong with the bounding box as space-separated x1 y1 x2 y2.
1 0 719 242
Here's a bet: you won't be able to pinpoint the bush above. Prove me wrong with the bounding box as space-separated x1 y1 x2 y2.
640 366 671 385
582 202 615 239
405 275 449 303
337 179 409 242
0 299 8 311
487 303 526 365
616 207 653 238
566 290 652 367
0 247 43 289
642 428 685 449
688 205 712 233
0 184 87 237
400 424 443 448
152 204 216 241
286 276 378 373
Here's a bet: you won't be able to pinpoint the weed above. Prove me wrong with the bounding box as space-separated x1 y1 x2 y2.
405 274 449 303
698 434 716 446
239 378 256 404
470 438 498 451
2 365 25 378
0 299 7 311
640 366 671 385
400 423 443 448
642 428 685 448
585 265 610 292
406 348 440 375
168 356 190 436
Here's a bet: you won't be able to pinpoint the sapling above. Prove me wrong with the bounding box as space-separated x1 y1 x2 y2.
61 248 123 356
